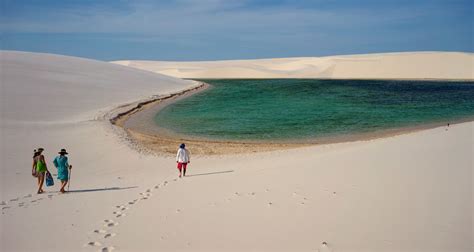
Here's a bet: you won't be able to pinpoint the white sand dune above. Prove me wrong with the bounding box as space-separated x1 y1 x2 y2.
1 51 473 251
113 51 474 80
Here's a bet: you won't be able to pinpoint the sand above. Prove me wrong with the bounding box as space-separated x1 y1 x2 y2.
113 51 474 80
1 50 473 252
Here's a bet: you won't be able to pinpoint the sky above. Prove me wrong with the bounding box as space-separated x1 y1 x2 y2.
1 0 472 61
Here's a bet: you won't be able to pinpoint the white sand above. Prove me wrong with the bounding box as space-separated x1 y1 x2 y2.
1 51 473 251
113 51 474 80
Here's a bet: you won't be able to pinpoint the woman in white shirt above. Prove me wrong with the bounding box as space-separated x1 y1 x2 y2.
176 143 190 178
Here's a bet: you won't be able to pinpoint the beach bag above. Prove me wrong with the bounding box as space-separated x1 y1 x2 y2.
45 171 54 187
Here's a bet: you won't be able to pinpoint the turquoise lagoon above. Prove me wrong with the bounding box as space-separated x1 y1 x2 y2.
155 79 474 141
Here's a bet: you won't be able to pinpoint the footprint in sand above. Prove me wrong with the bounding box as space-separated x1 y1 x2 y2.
0 201 7 205
10 197 19 202
176 209 181 213
23 194 32 198
104 222 118 227
128 201 135 205
101 246 115 252
116 213 126 218
86 241 102 247
116 205 129 211
2 206 10 210
112 211 121 215
146 189 151 193
267 202 273 206
94 229 107 234
18 202 26 207
103 220 118 227
318 241 332 252
104 233 116 239
154 185 160 189
141 197 148 200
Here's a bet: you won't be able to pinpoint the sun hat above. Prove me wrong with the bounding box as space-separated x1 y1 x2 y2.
37 148 44 152
58 148 68 155
179 143 185 149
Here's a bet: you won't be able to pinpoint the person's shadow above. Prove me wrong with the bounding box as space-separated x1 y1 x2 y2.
185 170 234 177
67 186 137 193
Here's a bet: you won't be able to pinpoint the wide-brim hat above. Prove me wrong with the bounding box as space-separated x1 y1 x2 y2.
58 148 68 155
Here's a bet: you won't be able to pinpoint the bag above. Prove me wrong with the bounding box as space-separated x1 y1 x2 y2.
32 168 38 178
45 171 54 187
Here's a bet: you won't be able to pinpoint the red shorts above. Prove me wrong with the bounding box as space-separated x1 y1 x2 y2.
177 162 188 170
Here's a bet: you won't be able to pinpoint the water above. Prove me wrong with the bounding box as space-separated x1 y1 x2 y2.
155 79 474 141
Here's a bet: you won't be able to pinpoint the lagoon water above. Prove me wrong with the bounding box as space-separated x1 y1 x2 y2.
155 79 474 141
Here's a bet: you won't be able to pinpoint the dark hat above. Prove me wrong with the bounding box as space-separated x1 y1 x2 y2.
58 148 68 155
179 143 185 149
37 148 44 152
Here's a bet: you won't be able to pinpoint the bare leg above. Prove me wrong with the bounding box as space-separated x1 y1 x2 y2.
37 173 44 194
60 180 68 193
183 166 187 176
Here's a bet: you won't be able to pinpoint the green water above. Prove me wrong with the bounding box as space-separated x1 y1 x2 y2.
155 79 474 141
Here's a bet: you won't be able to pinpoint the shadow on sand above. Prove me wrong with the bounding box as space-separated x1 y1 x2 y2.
186 170 234 178
67 186 137 194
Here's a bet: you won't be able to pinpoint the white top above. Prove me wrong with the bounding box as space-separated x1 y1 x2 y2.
176 148 190 163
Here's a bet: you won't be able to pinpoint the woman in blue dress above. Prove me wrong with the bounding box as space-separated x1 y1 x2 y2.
53 149 72 193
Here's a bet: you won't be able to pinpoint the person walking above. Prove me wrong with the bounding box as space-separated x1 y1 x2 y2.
53 149 72 193
32 148 48 194
176 143 190 178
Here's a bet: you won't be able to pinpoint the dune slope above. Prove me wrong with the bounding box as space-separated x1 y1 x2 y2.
113 52 474 80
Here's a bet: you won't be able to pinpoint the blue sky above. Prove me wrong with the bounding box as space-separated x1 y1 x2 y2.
1 0 472 61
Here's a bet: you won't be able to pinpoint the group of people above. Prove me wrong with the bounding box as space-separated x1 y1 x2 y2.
31 143 188 194
32 148 72 194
